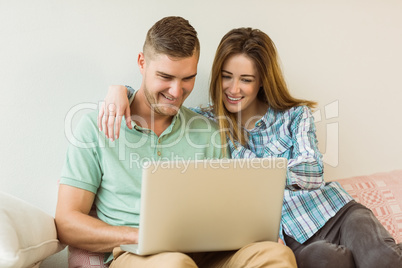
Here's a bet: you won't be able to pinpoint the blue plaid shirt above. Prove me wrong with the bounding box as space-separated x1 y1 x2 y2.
191 105 354 243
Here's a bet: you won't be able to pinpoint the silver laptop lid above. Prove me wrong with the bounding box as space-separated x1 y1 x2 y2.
127 157 287 255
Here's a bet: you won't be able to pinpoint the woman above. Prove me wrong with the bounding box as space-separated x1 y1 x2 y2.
99 28 402 268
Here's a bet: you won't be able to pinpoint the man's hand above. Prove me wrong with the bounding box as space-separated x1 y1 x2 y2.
98 85 131 141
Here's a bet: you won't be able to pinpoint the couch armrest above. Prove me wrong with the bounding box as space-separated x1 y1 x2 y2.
0 191 65 268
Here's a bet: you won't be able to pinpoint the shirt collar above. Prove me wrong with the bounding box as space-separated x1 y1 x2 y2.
248 106 273 131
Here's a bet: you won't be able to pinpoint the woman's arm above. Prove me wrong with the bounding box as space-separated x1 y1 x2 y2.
99 85 215 140
286 106 324 190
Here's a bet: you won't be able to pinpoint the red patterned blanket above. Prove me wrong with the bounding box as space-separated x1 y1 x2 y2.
337 169 402 243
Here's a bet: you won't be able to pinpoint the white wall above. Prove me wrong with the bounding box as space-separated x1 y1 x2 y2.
1 0 402 218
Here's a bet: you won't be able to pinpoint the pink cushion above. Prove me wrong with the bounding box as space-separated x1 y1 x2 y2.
67 206 109 268
68 246 108 268
336 170 402 243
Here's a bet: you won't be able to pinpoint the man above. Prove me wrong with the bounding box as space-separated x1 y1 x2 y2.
56 16 296 267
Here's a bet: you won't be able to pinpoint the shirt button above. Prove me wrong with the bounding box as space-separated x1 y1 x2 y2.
158 139 161 143
157 151 161 156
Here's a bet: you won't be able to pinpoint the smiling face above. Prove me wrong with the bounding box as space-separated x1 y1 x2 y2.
221 54 264 123
138 52 198 117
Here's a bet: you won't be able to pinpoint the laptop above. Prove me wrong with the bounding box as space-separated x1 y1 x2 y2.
121 157 287 256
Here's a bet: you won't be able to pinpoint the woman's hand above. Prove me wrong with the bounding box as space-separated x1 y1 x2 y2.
98 85 131 140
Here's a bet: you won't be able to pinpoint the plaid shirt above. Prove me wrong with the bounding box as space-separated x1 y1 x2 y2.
191 105 353 243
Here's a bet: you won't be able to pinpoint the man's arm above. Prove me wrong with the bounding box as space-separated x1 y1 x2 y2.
55 184 138 252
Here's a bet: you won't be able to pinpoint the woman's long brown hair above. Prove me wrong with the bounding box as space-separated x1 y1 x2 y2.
209 28 316 156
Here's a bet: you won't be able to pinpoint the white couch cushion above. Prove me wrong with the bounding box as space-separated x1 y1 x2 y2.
0 191 64 268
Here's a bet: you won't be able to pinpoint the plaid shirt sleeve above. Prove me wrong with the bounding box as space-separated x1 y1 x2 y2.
287 106 324 190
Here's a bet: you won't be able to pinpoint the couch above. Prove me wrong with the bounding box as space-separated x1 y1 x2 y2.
1 169 401 268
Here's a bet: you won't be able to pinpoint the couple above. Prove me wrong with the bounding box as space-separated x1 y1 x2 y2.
57 16 401 267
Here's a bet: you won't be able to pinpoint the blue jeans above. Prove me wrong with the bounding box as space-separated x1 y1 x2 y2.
284 201 402 268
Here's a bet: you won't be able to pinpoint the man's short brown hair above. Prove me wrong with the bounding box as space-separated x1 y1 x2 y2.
143 16 200 60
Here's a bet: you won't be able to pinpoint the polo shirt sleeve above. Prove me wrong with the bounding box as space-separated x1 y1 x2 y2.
60 113 102 194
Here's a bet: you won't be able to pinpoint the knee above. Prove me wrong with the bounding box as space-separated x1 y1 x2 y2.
264 241 295 259
158 252 197 268
360 242 402 268
297 241 355 268
241 241 297 267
